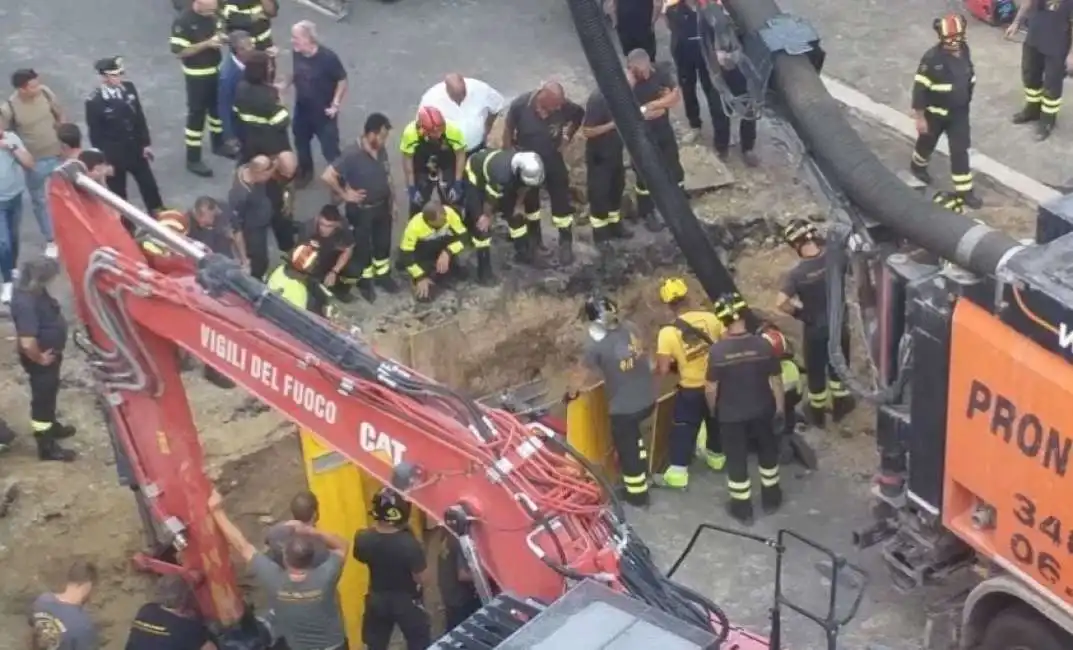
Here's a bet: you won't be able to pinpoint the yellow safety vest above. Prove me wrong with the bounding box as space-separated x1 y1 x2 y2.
781 359 802 394
266 265 309 309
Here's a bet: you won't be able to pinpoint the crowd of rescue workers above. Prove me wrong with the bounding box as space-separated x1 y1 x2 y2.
3 0 1066 646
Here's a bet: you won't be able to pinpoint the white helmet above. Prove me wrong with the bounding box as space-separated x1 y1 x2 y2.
511 152 545 187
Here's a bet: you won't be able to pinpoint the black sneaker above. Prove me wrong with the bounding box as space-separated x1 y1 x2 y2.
761 485 783 514
959 192 983 210
186 160 214 178
726 499 754 525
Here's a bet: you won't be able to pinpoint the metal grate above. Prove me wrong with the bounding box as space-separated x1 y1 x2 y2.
429 594 545 650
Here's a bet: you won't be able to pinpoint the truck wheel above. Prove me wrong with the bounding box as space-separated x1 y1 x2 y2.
977 606 1069 650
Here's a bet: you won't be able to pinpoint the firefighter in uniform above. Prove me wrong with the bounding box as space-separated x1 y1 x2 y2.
1009 0 1073 141
266 242 336 318
397 197 469 303
464 148 545 281
221 0 277 52
653 278 725 490
139 210 200 276
85 57 164 227
625 48 684 232
400 106 467 215
706 293 783 524
775 219 855 428
568 296 657 507
170 0 231 178
353 488 432 650
582 89 632 248
909 14 981 209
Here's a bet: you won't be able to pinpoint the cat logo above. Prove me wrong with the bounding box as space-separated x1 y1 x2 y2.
359 421 407 466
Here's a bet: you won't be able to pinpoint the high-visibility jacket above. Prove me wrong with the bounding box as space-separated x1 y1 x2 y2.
911 44 975 118
397 208 467 279
266 264 335 318
400 120 466 181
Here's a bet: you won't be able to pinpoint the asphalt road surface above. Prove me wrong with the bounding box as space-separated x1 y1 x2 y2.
0 0 1013 648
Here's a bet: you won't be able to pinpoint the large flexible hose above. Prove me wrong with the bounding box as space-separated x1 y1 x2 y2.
719 0 1021 277
565 0 742 305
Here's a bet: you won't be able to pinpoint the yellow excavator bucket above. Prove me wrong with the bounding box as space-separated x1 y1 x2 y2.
300 431 424 647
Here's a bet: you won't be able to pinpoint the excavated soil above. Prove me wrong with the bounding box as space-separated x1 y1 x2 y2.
0 110 1038 649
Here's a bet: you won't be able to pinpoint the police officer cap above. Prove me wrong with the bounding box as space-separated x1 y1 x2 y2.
94 57 124 75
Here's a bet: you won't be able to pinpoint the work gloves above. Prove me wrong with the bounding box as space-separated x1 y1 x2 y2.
448 180 464 204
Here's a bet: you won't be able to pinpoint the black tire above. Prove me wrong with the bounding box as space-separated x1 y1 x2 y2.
977 606 1069 650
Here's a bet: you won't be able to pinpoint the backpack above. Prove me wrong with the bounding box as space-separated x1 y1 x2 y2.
965 0 1017 26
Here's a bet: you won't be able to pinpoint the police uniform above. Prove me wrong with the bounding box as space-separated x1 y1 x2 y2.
1015 0 1073 140
10 278 76 462
464 148 527 277
655 278 725 490
396 206 468 298
170 7 226 176
582 90 632 245
706 294 782 523
631 62 684 229
778 221 854 427
504 91 585 264
222 0 276 51
233 80 291 162
353 489 432 650
664 0 721 133
910 15 980 207
399 119 466 214
85 57 164 222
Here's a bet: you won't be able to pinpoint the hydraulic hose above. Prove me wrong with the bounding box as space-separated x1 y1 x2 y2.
720 0 1022 278
565 0 743 308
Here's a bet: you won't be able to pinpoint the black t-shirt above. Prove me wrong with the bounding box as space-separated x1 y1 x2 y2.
301 218 355 252
632 62 677 142
292 46 347 115
353 528 426 598
11 289 68 353
1027 0 1073 57
583 91 623 158
780 250 827 327
188 210 236 257
707 333 780 423
124 603 211 650
616 0 654 25
331 143 392 205
438 535 479 608
505 91 585 155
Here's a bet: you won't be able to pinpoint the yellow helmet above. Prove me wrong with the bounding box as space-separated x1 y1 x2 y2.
659 277 689 304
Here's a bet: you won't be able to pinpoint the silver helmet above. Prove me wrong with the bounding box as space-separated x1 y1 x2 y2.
511 152 545 187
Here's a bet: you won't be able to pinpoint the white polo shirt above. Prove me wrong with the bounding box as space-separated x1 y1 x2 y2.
418 78 506 152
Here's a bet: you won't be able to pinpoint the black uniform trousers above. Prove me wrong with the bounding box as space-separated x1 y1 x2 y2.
585 147 625 237
634 134 684 220
106 152 164 228
185 74 224 163
673 43 719 130
609 403 653 505
362 592 431 650
242 224 271 280
292 110 341 178
461 184 497 271
801 323 852 409
721 415 780 503
617 24 657 62
20 353 62 435
712 68 757 154
265 179 295 253
345 201 394 281
522 148 574 241
911 108 973 194
1021 41 1066 123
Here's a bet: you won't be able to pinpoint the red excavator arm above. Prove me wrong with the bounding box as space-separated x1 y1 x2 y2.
47 162 768 649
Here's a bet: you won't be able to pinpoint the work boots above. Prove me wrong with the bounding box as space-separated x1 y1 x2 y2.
1011 106 1041 125
1036 118 1057 142
374 274 400 294
959 191 983 210
909 165 932 185
358 279 377 303
608 220 633 240
761 484 783 515
476 250 496 286
214 140 239 160
726 499 754 525
35 426 77 463
186 160 213 178
807 404 827 428
513 235 549 269
557 228 574 266
831 394 857 423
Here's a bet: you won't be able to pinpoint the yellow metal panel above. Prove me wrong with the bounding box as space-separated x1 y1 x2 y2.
300 431 428 647
566 385 617 479
646 390 676 475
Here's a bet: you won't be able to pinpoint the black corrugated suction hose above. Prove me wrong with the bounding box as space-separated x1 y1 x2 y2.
721 0 1022 276
565 0 743 306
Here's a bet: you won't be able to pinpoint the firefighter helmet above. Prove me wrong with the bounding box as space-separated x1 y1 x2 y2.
157 210 189 235
370 487 411 524
713 291 748 326
658 277 689 304
416 106 446 136
782 219 818 247
289 242 319 274
932 190 965 215
511 151 545 187
933 14 967 45
582 295 618 323
760 324 789 357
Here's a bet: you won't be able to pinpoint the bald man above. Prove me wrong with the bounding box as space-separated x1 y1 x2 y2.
502 83 584 266
419 73 505 155
228 154 277 278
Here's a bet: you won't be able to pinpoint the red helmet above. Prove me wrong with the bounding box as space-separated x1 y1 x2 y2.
760 326 788 357
416 106 445 136
290 242 319 274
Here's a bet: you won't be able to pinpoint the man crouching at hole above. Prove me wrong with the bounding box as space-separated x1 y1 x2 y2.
209 488 350 650
396 195 469 303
